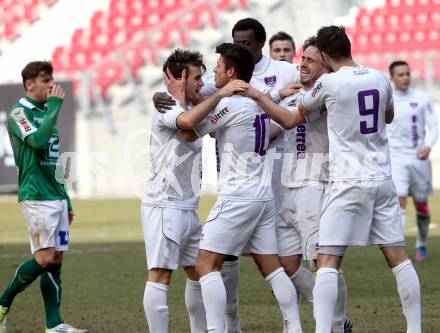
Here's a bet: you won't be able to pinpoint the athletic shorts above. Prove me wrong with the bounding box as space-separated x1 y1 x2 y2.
277 182 325 259
391 154 432 201
20 200 69 254
200 199 277 257
319 179 404 246
141 204 202 270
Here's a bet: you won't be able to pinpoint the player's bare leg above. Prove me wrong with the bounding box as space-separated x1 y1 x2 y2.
252 254 302 333
144 268 172 333
381 246 421 333
184 266 207 333
196 250 226 333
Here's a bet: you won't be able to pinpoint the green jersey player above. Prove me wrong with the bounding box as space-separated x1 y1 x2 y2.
0 61 87 333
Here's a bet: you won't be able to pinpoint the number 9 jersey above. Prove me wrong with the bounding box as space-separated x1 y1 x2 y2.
302 66 394 182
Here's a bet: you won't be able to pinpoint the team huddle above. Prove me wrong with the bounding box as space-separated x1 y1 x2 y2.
0 15 437 333
143 18 437 333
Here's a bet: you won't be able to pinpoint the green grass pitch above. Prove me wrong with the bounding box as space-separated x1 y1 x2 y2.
1 194 439 332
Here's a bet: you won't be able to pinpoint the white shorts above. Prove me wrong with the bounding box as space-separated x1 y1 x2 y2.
319 179 404 246
277 183 325 259
20 200 69 254
200 199 277 257
141 204 202 270
391 155 432 201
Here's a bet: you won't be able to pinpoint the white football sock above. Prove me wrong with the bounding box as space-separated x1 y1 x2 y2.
200 272 226 333
313 267 339 333
266 267 302 333
331 269 348 333
290 266 315 303
401 208 407 232
392 260 421 333
185 279 207 333
221 260 242 332
144 282 169 333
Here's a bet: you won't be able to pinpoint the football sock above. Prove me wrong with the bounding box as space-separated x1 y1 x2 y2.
40 264 63 329
290 266 314 303
331 269 348 333
392 260 421 333
143 282 169 333
400 208 407 231
266 267 302 332
313 267 339 333
200 272 226 333
0 257 45 308
415 212 430 248
221 260 241 331
185 279 207 333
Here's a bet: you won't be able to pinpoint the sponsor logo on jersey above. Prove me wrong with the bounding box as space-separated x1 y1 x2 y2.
210 107 229 124
410 102 418 108
19 118 32 132
311 82 322 97
264 75 277 87
287 96 299 107
296 124 306 159
12 107 24 116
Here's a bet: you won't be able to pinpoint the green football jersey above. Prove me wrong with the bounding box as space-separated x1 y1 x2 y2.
7 96 72 211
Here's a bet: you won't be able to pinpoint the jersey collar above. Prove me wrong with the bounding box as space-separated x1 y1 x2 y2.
253 55 270 76
20 96 46 111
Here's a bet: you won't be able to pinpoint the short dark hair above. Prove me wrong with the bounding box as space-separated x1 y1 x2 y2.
232 18 266 43
316 25 351 60
163 48 206 79
302 36 317 52
21 61 53 89
269 31 295 53
215 43 255 82
389 60 409 76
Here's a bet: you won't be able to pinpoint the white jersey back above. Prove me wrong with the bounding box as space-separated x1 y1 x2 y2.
387 88 439 156
194 95 273 201
281 90 329 187
143 102 202 209
302 66 393 181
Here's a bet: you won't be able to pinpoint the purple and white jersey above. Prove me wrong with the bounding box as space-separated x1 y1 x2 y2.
281 90 329 187
302 66 394 181
143 101 202 209
387 88 438 156
194 95 273 201
251 56 300 152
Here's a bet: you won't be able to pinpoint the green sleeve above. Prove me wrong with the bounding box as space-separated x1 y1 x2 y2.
26 97 63 150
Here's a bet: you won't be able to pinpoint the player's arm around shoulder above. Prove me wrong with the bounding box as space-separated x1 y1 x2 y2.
299 73 332 119
176 80 249 130
247 85 305 130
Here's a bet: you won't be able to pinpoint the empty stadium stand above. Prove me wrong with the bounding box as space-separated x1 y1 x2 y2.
0 0 57 42
51 0 247 99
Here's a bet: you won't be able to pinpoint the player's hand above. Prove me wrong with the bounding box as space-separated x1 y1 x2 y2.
217 80 249 98
163 67 186 106
68 211 75 225
279 82 302 98
153 92 175 113
48 84 65 100
243 85 261 99
417 146 431 160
